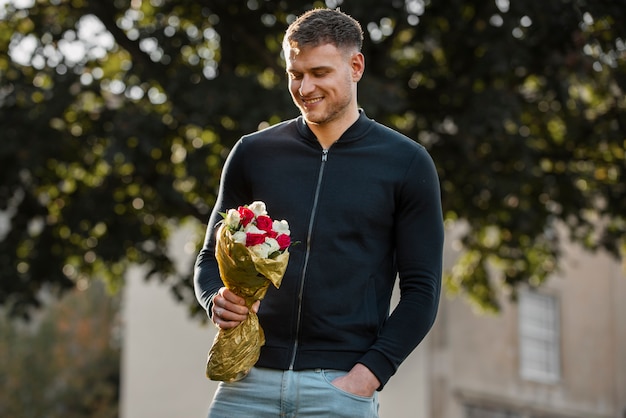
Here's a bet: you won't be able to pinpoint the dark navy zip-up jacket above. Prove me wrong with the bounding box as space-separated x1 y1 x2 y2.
194 110 444 388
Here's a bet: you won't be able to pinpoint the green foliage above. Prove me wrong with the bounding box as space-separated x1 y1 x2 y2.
0 281 120 418
0 0 624 316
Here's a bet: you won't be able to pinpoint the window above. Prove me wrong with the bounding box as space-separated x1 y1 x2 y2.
518 290 560 383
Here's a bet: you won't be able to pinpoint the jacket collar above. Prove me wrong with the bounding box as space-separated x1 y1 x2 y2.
295 109 373 146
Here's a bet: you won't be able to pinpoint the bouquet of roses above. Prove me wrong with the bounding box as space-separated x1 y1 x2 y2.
206 201 291 382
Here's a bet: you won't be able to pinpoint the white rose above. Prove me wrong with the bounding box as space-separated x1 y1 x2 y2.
264 237 280 255
244 224 265 234
232 231 247 244
272 219 290 236
249 243 270 259
248 201 267 217
224 209 241 229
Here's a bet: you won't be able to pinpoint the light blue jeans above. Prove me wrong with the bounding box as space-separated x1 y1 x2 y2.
207 367 380 417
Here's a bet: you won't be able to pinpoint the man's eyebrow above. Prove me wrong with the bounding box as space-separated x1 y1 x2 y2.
286 65 333 73
310 66 333 72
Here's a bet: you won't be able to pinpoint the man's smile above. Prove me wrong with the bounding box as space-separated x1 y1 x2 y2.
301 96 324 106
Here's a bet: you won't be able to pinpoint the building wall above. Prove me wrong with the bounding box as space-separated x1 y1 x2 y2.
430 235 626 418
119 266 218 418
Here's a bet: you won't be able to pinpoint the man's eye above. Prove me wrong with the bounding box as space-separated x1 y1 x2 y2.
289 73 302 80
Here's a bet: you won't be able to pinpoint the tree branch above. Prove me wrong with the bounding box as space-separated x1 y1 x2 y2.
85 0 171 86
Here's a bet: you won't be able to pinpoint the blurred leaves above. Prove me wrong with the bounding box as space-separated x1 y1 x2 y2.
0 281 120 417
0 0 624 317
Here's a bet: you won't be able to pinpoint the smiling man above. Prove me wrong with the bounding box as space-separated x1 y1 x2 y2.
194 8 444 417
285 32 364 148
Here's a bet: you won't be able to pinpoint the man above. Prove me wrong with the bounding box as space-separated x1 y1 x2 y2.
194 8 444 417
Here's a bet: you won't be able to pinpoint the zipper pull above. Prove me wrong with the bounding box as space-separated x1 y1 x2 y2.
322 149 328 162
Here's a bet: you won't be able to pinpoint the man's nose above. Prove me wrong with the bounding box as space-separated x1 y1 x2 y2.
298 75 314 96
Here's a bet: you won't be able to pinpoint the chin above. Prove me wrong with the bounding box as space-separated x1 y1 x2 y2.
303 115 325 125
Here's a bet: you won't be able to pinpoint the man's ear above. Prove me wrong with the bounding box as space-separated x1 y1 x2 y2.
351 52 365 82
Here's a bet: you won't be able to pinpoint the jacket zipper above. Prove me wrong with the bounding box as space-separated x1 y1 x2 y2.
289 148 329 369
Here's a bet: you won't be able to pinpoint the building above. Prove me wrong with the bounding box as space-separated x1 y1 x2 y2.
429 226 626 418
120 225 626 417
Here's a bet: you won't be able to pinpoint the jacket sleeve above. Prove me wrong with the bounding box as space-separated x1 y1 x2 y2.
358 145 444 389
193 139 252 316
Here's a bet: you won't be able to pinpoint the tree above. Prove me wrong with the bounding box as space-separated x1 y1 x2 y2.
0 281 120 417
1 0 624 317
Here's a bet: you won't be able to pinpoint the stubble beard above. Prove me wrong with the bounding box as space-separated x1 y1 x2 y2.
302 98 350 126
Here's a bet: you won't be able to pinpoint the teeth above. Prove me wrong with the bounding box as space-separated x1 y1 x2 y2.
303 97 322 105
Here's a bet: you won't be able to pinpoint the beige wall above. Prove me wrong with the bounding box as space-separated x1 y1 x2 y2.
431 233 626 418
120 266 218 418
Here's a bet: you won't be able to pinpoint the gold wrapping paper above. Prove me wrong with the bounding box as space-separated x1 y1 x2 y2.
206 224 289 382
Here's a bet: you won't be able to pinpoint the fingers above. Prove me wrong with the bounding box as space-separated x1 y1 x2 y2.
213 304 243 329
251 299 261 314
219 287 247 309
212 306 241 329
212 287 252 329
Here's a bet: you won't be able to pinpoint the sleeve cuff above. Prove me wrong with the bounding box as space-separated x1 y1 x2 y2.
357 350 397 391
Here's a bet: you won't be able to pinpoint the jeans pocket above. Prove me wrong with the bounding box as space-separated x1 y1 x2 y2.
320 369 376 401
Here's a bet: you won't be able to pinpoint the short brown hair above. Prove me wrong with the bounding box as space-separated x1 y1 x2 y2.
284 8 363 53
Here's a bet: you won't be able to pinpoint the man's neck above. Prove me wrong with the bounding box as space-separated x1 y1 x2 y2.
307 108 360 149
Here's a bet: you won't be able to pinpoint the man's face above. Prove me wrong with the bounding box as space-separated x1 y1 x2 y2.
285 43 363 127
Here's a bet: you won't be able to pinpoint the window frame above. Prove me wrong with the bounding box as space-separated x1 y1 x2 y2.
518 289 561 383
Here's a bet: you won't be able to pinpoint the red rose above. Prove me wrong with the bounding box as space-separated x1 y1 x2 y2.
246 233 266 246
238 207 255 227
276 234 291 250
256 215 273 233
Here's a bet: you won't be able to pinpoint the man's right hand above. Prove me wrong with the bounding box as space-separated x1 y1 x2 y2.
211 287 259 329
